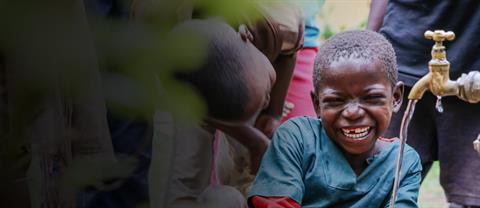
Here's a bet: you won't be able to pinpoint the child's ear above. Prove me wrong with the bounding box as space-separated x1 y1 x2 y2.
392 81 404 113
310 91 321 117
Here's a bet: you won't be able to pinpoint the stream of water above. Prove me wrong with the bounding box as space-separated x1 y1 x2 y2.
390 99 418 208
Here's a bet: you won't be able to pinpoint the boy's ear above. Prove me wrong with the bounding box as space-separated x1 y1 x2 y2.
392 81 404 113
310 91 321 117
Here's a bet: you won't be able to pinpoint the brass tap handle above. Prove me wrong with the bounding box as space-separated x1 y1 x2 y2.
424 30 455 43
424 30 455 61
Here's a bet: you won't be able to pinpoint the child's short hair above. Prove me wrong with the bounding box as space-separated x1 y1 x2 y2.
313 30 397 93
172 19 251 121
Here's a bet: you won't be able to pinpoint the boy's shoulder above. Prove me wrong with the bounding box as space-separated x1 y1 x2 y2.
404 143 422 164
280 116 322 132
276 116 324 144
382 140 422 171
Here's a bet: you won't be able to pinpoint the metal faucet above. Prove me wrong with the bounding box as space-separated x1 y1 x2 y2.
409 30 480 102
408 30 480 154
391 30 480 208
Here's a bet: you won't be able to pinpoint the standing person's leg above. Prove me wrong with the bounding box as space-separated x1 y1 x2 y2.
281 47 318 122
436 96 480 207
383 87 438 180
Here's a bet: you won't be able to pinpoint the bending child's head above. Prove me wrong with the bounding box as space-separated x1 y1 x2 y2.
312 30 403 156
172 19 275 123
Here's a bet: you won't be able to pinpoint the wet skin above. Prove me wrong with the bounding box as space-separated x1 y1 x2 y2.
312 58 403 173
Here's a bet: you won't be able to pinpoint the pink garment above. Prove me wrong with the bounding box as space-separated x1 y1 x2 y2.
281 47 318 122
210 130 220 186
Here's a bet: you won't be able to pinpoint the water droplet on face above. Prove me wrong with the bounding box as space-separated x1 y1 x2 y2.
435 96 444 113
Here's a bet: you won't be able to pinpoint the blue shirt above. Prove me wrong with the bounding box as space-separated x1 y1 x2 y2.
249 117 422 208
296 0 325 48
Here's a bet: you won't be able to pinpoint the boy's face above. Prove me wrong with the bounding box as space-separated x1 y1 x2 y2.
313 58 403 156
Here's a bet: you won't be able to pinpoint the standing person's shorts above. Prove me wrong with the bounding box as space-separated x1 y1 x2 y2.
384 86 480 206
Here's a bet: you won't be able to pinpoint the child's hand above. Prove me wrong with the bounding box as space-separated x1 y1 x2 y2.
238 24 254 42
255 113 280 139
457 71 480 103
282 101 295 117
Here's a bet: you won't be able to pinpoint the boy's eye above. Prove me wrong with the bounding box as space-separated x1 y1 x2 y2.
322 97 345 106
364 94 387 103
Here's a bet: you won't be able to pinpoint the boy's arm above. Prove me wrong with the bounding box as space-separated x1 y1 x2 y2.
205 118 270 174
385 150 422 208
251 196 301 208
248 120 305 205
256 53 297 138
244 2 304 138
367 0 388 31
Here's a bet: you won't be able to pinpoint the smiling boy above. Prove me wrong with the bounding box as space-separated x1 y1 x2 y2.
248 30 422 208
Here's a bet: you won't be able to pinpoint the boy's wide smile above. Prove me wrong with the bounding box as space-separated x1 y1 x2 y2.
335 124 376 151
340 126 371 139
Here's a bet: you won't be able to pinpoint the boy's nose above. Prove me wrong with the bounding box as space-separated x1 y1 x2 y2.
341 102 365 120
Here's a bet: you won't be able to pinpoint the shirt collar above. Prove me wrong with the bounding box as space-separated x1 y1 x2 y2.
320 127 398 192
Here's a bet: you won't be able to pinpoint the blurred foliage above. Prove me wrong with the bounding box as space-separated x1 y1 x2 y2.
101 1 262 207
93 0 263 125
0 0 262 207
320 17 368 40
63 155 137 190
318 1 368 40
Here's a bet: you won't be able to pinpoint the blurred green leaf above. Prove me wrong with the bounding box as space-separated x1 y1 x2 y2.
62 155 137 189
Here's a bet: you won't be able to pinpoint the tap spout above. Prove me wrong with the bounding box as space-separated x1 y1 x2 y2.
408 73 430 100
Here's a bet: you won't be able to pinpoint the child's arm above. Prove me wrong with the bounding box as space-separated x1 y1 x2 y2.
251 196 300 208
204 117 270 174
367 0 388 31
385 150 422 208
248 120 305 207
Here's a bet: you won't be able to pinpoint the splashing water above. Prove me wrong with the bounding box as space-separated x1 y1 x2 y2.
435 96 444 113
390 99 418 208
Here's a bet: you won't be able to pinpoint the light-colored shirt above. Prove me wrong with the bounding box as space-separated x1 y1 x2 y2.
249 117 422 208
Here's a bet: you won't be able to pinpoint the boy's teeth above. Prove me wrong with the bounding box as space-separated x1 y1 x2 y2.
341 127 370 139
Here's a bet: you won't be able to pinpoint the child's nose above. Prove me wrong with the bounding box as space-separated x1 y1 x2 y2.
341 102 365 120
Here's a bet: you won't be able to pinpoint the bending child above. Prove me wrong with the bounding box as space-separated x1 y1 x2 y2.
152 19 275 207
248 30 422 207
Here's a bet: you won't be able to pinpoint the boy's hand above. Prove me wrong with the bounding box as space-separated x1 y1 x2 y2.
238 24 254 42
457 71 480 103
255 113 281 139
282 101 295 117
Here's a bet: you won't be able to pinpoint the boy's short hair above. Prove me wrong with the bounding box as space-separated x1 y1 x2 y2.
313 30 397 93
172 19 251 121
